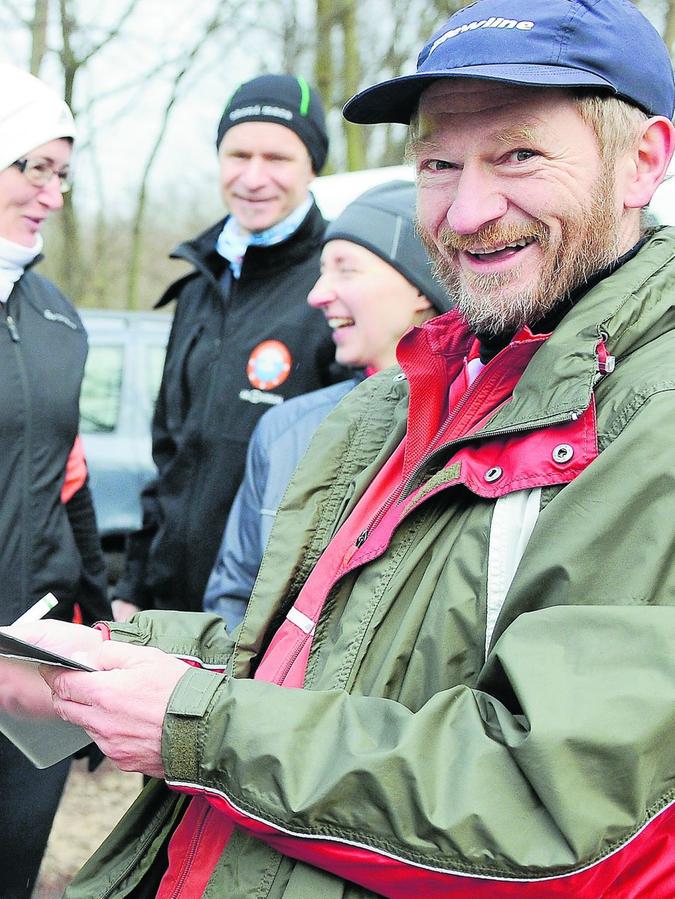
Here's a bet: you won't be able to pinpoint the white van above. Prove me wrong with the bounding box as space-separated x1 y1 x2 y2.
79 310 171 577
311 165 414 219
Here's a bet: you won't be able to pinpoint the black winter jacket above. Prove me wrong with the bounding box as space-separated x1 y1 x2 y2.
0 269 110 626
116 201 341 612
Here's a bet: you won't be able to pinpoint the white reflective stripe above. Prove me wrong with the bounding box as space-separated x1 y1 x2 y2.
174 655 227 671
287 606 316 635
485 487 541 658
164 781 673 884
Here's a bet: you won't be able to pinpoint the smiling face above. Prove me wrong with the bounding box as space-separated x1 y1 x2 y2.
0 138 71 247
412 81 636 335
219 121 314 234
307 239 431 370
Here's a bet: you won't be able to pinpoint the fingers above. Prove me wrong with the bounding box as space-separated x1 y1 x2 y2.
3 620 104 656
111 599 141 622
85 640 168 671
38 642 189 778
41 643 189 712
45 672 167 778
0 659 56 719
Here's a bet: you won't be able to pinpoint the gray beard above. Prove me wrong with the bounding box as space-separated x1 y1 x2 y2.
434 232 622 336
420 166 623 336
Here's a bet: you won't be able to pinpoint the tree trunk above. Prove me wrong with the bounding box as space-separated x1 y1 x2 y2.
314 0 335 172
340 0 366 170
29 0 49 75
126 9 228 308
56 0 82 301
663 0 675 57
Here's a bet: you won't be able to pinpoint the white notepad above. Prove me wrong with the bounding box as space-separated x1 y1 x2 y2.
0 633 94 768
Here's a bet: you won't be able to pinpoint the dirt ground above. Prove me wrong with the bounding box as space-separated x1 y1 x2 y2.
32 757 143 898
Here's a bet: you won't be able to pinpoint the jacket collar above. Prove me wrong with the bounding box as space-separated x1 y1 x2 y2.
170 200 325 283
398 226 675 444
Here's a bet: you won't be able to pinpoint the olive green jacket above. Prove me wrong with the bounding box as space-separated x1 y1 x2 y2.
67 229 675 898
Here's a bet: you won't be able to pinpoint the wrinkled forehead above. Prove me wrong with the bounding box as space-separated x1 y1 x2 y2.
417 77 571 119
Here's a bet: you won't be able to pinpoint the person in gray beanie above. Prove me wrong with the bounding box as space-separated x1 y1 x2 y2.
0 63 109 898
204 181 450 629
111 72 343 622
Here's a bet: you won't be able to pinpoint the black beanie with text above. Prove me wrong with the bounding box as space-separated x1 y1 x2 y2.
216 74 329 173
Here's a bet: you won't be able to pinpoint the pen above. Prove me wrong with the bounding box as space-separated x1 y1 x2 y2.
12 593 58 625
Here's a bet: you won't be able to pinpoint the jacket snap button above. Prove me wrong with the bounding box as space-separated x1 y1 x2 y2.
552 443 574 464
393 372 406 382
484 466 503 483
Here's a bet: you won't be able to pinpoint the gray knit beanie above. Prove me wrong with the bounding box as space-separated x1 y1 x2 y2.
324 181 451 313
0 64 75 172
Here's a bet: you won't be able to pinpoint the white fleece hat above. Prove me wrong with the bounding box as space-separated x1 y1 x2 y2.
0 63 76 172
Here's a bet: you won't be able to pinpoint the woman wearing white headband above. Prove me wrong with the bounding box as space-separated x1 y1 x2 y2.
0 64 110 897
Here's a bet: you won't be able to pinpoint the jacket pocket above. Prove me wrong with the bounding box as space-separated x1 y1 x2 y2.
161 320 207 434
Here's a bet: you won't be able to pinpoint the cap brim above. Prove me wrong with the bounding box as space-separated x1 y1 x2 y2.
344 65 615 124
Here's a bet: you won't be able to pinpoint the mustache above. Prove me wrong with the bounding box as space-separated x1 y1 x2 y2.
434 220 550 253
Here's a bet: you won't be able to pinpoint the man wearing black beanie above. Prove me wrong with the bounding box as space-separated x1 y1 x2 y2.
112 73 342 620
216 74 329 174
205 181 452 630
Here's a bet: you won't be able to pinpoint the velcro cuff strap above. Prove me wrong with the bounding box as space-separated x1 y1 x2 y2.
168 665 226 717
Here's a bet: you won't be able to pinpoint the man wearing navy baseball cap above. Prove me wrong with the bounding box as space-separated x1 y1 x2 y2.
4 3 675 898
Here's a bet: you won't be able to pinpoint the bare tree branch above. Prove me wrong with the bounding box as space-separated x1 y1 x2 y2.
79 0 143 65
1 0 31 28
126 6 234 307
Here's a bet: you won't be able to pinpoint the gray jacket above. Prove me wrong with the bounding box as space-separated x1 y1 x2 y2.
204 378 357 630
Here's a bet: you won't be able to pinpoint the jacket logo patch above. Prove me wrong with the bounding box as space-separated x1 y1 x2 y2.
246 340 292 390
44 308 77 330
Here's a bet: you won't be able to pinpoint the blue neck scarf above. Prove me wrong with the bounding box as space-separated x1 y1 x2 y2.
215 195 313 279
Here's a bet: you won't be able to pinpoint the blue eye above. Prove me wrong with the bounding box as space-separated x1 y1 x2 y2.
426 159 454 172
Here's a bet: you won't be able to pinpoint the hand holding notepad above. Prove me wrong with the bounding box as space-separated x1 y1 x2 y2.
0 596 105 767
0 603 190 776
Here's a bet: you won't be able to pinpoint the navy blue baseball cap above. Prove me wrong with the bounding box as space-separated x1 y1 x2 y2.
344 0 675 124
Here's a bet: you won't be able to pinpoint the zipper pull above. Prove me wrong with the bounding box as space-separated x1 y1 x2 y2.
342 529 369 568
596 337 614 374
6 315 19 342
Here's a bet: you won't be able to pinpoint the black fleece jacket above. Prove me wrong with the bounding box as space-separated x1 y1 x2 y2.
0 269 109 626
115 201 342 612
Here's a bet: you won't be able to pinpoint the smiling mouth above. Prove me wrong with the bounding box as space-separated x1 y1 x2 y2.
466 237 537 261
328 317 355 330
237 195 275 204
466 237 536 260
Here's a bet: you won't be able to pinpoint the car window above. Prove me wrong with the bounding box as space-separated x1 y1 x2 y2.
80 345 124 433
146 345 166 406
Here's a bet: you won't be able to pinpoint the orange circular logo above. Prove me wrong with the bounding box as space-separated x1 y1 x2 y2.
246 340 292 390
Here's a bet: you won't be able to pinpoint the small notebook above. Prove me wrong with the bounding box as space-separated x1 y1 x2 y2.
0 631 94 671
0 633 94 768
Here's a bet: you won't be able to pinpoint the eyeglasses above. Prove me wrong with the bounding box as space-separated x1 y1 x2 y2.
12 157 72 194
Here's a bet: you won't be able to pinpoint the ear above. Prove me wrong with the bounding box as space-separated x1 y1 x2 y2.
622 117 675 210
414 291 432 314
